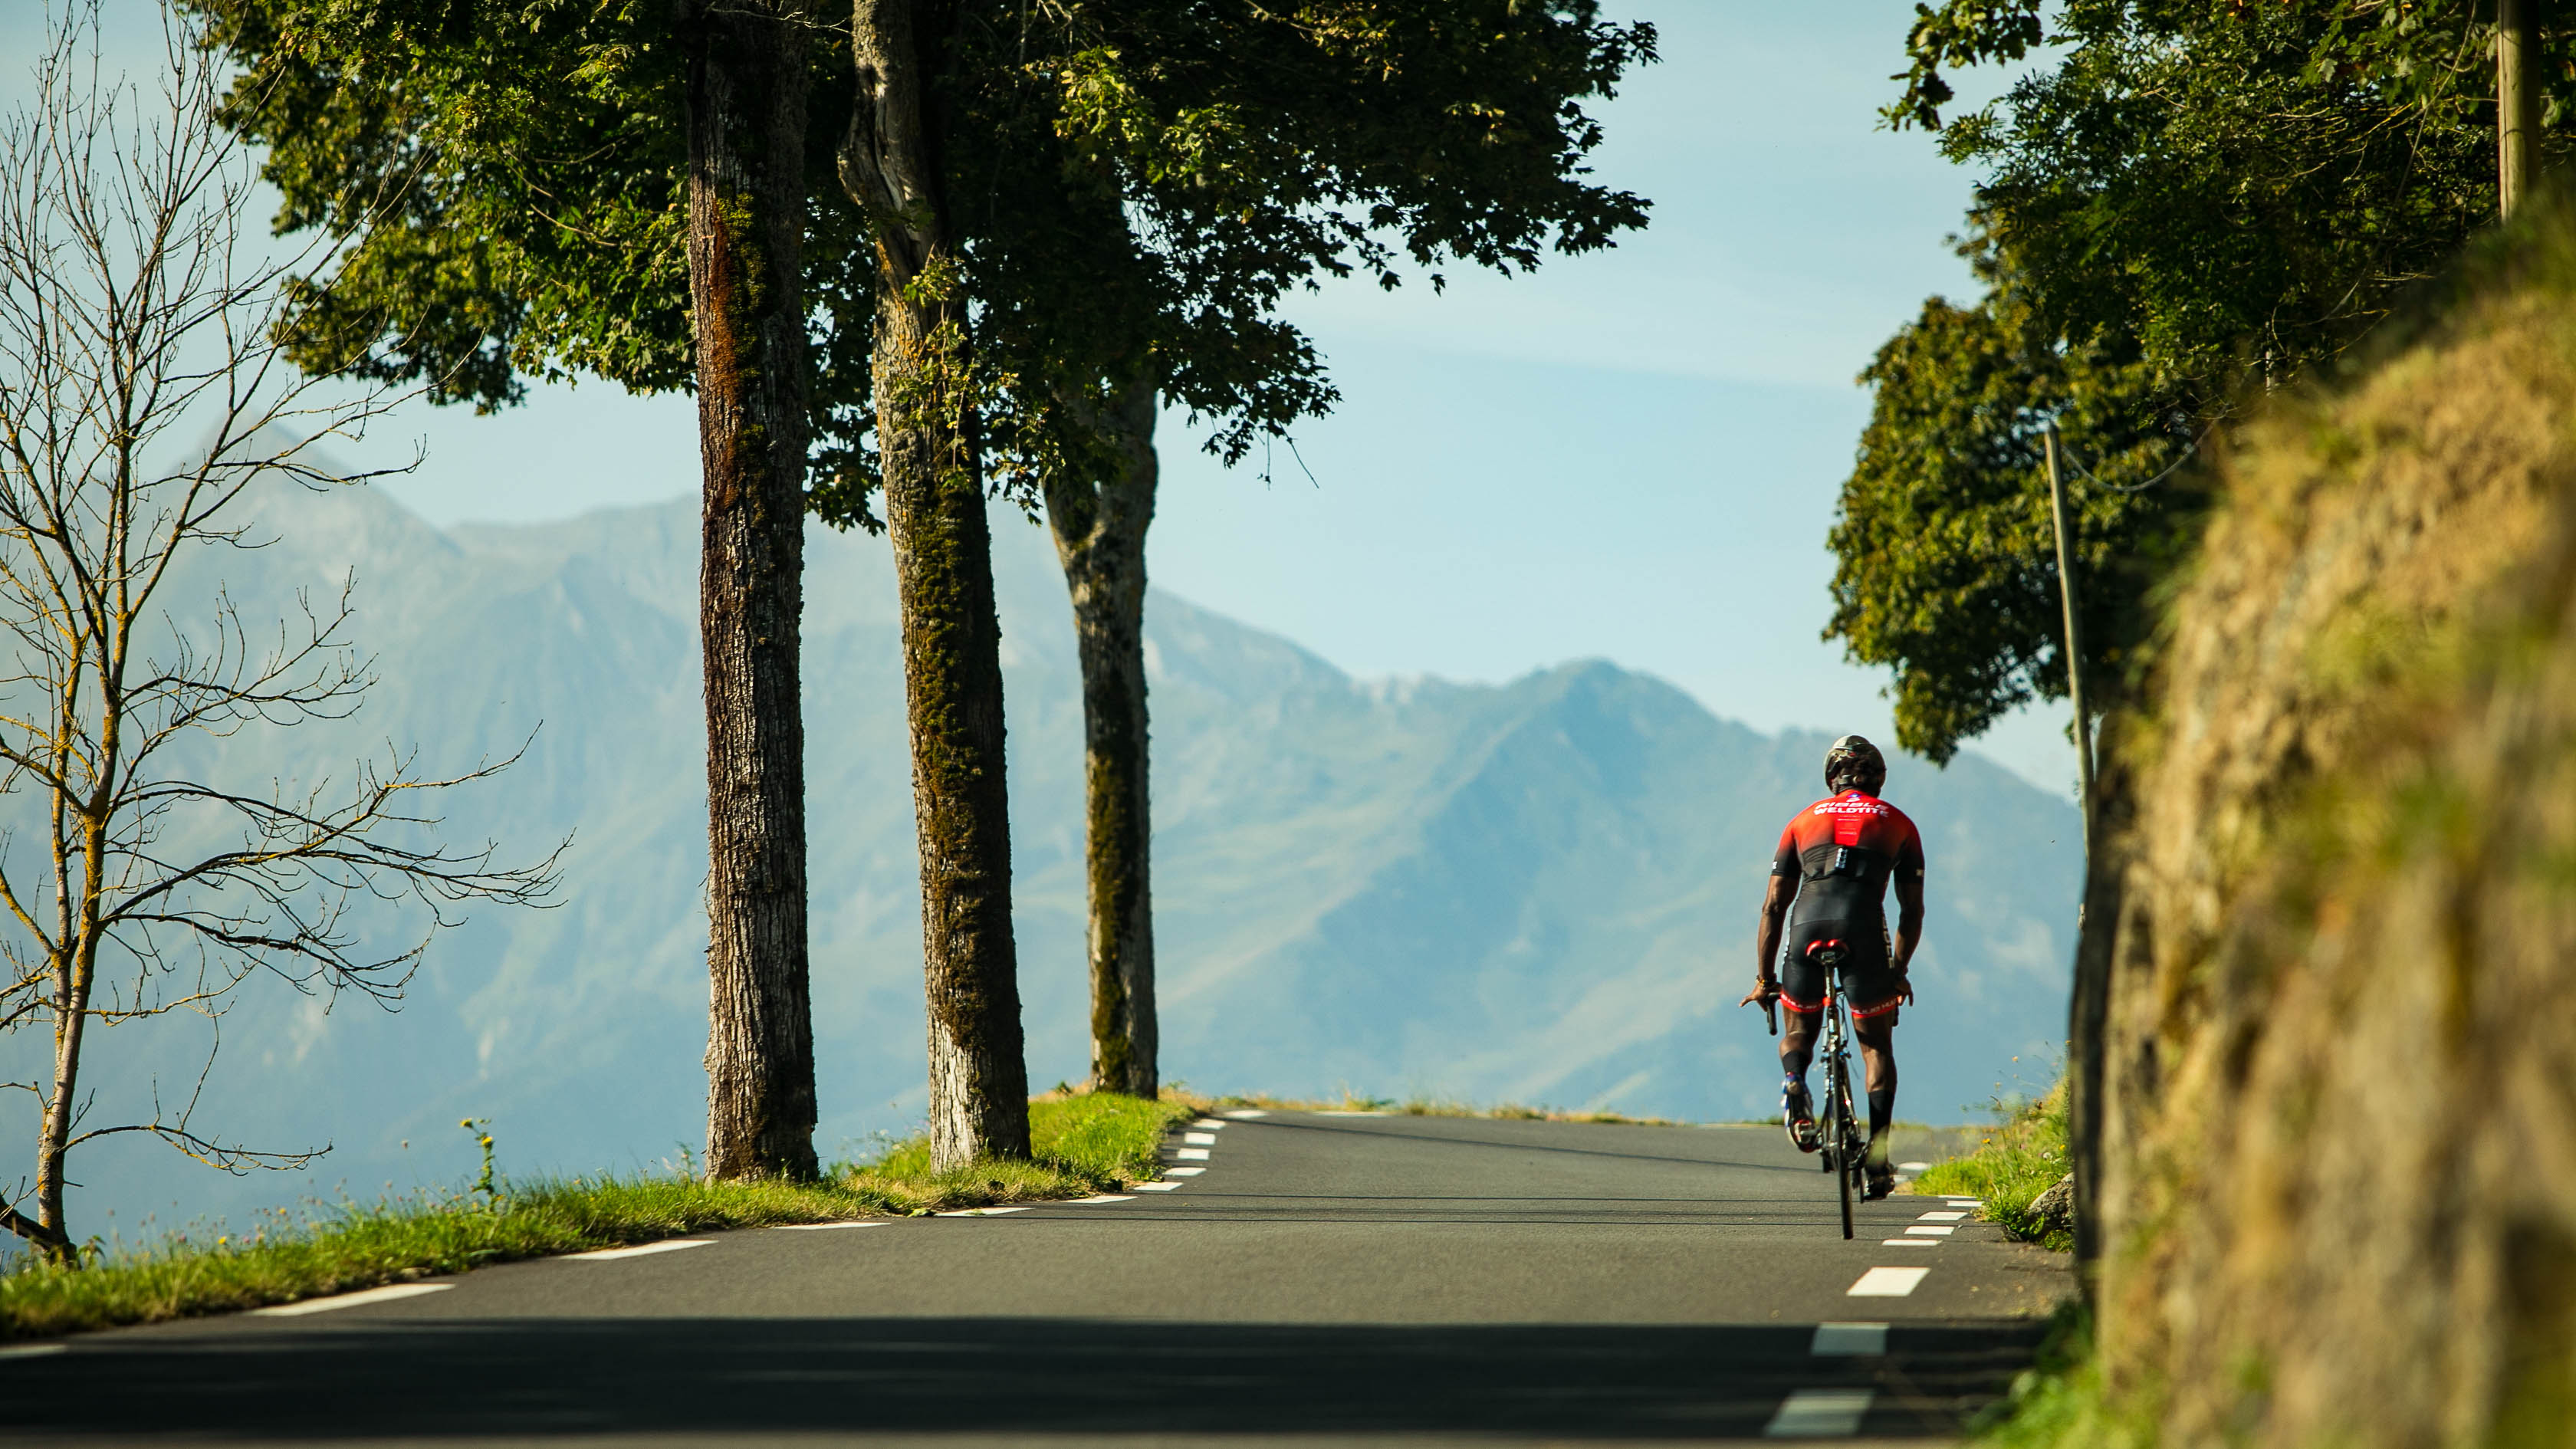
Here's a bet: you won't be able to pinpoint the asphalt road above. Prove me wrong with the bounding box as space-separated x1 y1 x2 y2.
3 1112 2072 1447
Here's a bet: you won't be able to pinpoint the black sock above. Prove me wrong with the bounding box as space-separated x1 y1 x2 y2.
1867 1086 1895 1162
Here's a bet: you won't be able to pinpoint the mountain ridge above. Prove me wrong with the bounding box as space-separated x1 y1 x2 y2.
15 482 2081 1234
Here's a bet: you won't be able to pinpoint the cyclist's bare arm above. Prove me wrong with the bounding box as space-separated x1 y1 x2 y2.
1741 875 1796 1007
1891 875 1925 1002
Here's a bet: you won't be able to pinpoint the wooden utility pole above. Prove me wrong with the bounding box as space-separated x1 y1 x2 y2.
2045 425 2094 846
2048 420 2109 1291
2501 0 2539 218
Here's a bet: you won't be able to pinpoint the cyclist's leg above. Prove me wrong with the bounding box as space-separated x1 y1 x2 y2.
1846 935 1903 1188
1776 927 1830 1150
1854 1011 1898 1158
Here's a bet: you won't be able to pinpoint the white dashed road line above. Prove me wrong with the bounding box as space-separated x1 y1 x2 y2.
1181 1132 1217 1145
772 1221 885 1231
1173 1147 1211 1160
1162 1166 1206 1177
1132 1181 1181 1191
253 1283 455 1315
1904 1226 1955 1237
1897 1160 1930 1171
1918 1210 1967 1221
0 1342 66 1359
934 1207 1030 1218
1880 1237 1938 1247
1809 1322 1888 1356
1846 1266 1931 1297
1067 1194 1135 1204
1190 1119 1227 1130
1221 1109 1267 1119
1315 1109 1388 1116
1764 1388 1876 1438
563 1240 713 1261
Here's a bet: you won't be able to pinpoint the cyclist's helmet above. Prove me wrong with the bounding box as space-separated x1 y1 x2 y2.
1824 734 1886 794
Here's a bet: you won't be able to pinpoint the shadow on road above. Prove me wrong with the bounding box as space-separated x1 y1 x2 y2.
17 1316 2048 1441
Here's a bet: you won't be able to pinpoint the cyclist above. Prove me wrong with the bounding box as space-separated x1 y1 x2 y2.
1738 734 1924 1200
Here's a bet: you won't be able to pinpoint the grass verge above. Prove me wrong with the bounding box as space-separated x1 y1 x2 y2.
1968 1300 2153 1447
2 1090 1193 1342
1911 1081 2071 1249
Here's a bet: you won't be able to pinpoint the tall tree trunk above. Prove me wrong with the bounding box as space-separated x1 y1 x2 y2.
19 950 88 1265
839 0 1031 1170
685 0 819 1181
1043 378 1159 1099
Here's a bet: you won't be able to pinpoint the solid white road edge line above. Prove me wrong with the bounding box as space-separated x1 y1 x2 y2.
1809 1322 1889 1356
1847 1266 1931 1297
1221 1109 1268 1119
0 1342 67 1359
564 1240 715 1260
254 1283 455 1315
1764 1387 1875 1437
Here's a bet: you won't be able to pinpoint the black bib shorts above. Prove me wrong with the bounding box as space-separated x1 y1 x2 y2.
1779 918 1903 1024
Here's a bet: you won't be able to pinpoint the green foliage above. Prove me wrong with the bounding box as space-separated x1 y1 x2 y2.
0 1092 1190 1342
1913 1080 2069 1249
957 0 1654 498
1835 0 2574 760
192 0 881 509
195 1 1651 523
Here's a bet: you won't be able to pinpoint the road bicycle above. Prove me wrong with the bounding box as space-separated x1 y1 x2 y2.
1807 940 1870 1240
1765 938 1870 1240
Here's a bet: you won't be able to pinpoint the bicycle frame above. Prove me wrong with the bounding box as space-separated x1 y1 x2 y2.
1816 957 1868 1239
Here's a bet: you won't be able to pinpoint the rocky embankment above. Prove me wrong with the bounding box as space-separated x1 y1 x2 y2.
2085 208 2576 1446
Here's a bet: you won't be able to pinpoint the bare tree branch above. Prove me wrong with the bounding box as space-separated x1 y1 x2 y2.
0 0 562 1267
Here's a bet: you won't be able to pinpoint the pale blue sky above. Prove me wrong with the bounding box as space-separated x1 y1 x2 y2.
6 1 2081 794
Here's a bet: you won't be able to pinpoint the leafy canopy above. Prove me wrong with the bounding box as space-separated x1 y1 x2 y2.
196 1 1653 522
1834 0 2566 761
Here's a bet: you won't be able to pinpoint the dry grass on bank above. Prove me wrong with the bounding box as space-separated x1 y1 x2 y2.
1169 1086 1683 1125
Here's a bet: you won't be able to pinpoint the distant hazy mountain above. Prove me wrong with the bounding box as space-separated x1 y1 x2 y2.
25 484 2080 1234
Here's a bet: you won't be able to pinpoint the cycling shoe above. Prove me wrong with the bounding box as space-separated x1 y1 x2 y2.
1782 1084 1819 1154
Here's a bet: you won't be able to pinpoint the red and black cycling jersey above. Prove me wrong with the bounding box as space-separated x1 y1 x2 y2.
1771 789 1925 927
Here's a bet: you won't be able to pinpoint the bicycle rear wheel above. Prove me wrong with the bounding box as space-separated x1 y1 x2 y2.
1829 1059 1855 1240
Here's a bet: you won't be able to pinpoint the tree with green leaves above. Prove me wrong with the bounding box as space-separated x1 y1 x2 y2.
1837 0 2571 763
206 0 1652 1174
199 0 865 1180
948 0 1657 1103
